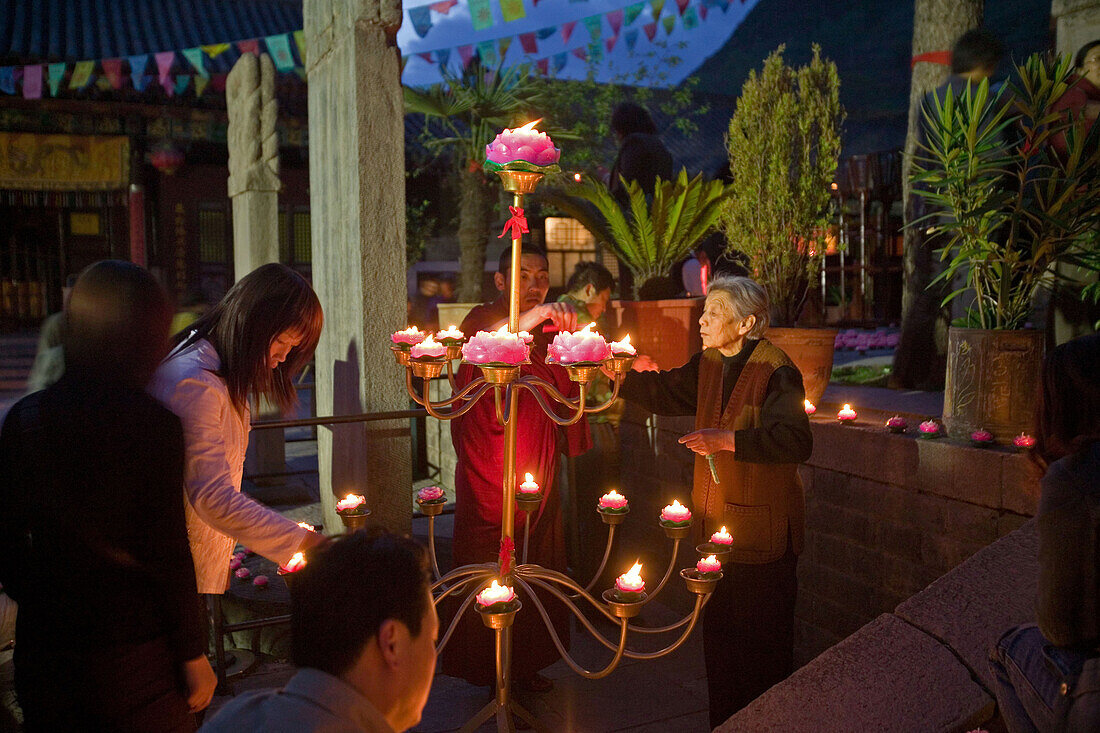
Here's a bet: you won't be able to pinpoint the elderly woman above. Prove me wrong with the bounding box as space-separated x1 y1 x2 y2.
618 275 812 727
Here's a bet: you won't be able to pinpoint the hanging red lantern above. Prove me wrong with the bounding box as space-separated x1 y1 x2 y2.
150 146 185 175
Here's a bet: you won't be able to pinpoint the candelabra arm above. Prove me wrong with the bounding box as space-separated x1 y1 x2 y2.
513 576 629 680
514 378 588 426
620 595 706 660
435 583 483 656
579 524 617 595
431 563 497 594
421 381 495 421
518 374 578 409
493 384 508 427
517 566 619 625
407 368 486 409
445 357 459 392
581 371 624 414
641 538 682 605
427 515 442 582
521 513 531 565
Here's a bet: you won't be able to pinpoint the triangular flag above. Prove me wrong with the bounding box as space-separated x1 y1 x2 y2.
643 22 657 41
607 9 624 35
101 59 124 89
583 15 601 41
498 36 513 58
211 74 228 92
0 67 16 95
195 75 209 97
70 60 94 89
606 36 617 53
476 39 499 66
684 5 699 26
437 47 451 67
553 52 568 72
561 21 576 44
675 0 689 15
650 0 665 20
519 33 538 54
95 76 112 91
409 6 433 38
182 48 207 77
155 52 175 82
293 30 306 62
536 26 556 40
699 4 707 20
469 0 493 30
47 63 65 96
265 34 295 71
571 47 587 61
133 74 152 92
588 41 603 63
625 29 639 50
458 45 474 68
499 0 525 22
174 75 191 95
201 43 231 59
22 65 43 99
418 52 434 63
237 39 260 56
430 0 458 12
663 14 675 34
127 55 148 78
536 58 549 75
624 2 645 25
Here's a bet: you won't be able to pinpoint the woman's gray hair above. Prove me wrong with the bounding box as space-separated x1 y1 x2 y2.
706 275 770 340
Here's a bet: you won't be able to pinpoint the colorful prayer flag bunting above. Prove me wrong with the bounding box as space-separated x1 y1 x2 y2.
293 30 306 62
47 63 65 96
499 0 525 22
458 45 474 68
195 75 210 97
650 0 665 20
430 0 458 13
101 58 124 89
683 6 699 28
498 36 512 58
608 9 624 35
469 0 493 30
606 36 617 53
237 39 259 56
132 74 152 92
643 22 657 41
561 21 576 44
22 65 42 99
662 15 675 34
265 34 295 71
174 75 191 95
699 4 707 20
587 42 602 64
536 58 549 75
583 15 601 41
127 55 148 77
476 39 498 66
437 48 451 67
553 52 568 72
409 6 434 38
201 43 231 59
625 28 639 50
675 0 689 15
571 47 587 61
0 67 15 94
536 26 556 40
182 48 207 78
70 60 94 89
624 2 645 25
418 52 434 63
519 33 538 54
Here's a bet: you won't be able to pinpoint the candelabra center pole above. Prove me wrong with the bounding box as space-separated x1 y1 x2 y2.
500 187 527 572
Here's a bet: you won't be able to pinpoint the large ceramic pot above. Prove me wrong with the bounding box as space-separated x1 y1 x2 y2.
765 327 839 407
943 327 1044 443
609 298 704 370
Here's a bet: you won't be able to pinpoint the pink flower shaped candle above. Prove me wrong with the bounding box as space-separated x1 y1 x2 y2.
886 416 908 433
696 554 722 576
1013 433 1036 450
608 335 636 356
336 494 368 516
837 404 857 422
435 325 465 344
548 323 612 364
660 499 692 527
918 420 942 439
410 335 446 360
518 331 534 344
614 562 646 601
476 580 518 612
710 526 733 547
279 552 307 574
229 557 242 571
804 400 817 415
391 326 427 350
518 472 541 495
485 120 561 167
461 326 530 365
970 429 995 447
598 489 629 514
235 567 251 580
253 575 269 588
417 486 446 505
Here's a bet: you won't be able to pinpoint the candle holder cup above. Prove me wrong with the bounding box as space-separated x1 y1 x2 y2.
277 567 302 593
410 359 445 379
477 600 521 629
607 355 636 375
516 494 543 512
477 364 523 385
660 521 693 540
495 170 544 194
391 346 410 366
444 343 463 360
339 509 371 533
417 500 445 517
598 507 629 525
680 568 723 595
602 588 646 618
563 363 603 384
696 542 732 563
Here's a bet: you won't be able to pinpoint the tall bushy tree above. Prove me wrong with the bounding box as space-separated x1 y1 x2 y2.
721 45 843 326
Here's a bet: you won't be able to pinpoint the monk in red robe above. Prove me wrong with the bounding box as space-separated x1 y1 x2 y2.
441 245 591 691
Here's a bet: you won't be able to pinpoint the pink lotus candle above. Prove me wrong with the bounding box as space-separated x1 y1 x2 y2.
235 567 251 580
391 326 427 349
410 335 446 360
804 399 817 415
485 120 561 166
518 331 534 344
710 526 732 546
435 325 465 343
608 335 636 356
519 472 541 495
837 404 857 422
1013 433 1036 449
229 557 242 570
461 326 530 365
918 420 942 438
280 552 307 574
417 486 445 504
548 323 612 364
696 554 722 574
886 416 908 433
336 494 367 515
615 562 645 601
971 429 994 447
598 489 629 512
660 500 692 525
253 575 269 588
476 580 517 611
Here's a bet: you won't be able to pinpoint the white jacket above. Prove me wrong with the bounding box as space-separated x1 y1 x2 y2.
149 339 306 594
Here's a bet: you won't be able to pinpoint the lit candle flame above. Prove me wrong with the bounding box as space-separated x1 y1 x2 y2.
297 521 315 531
282 552 306 573
804 399 816 414
476 580 516 607
710 526 732 545
616 561 645 593
697 554 722 573
519 472 541 494
517 118 542 132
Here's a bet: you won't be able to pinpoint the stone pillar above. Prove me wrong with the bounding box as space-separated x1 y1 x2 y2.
304 0 412 534
227 52 285 480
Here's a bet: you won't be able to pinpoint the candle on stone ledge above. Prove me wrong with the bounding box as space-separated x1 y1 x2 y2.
281 552 307 574
598 489 628 511
1013 433 1036 449
660 499 692 524
336 494 367 514
476 580 516 608
608 334 637 356
837 404 857 422
391 326 427 348
485 120 561 166
918 420 942 438
804 399 817 415
971 429 995 447
410 335 446 359
519 472 541 495
696 555 722 574
436 325 465 343
710 526 732 546
616 562 645 594
885 416 908 433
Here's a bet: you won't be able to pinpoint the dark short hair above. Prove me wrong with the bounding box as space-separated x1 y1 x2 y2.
291 529 432 677
566 261 614 294
64 260 172 387
951 30 1004 75
1075 40 1100 69
611 102 658 137
498 244 548 274
1033 332 1100 471
176 263 323 415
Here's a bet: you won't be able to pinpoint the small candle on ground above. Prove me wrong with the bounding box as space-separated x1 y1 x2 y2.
235 567 250 579
710 526 732 546
696 555 722 574
804 399 817 415
598 490 628 510
660 499 692 524
476 580 516 608
837 404 857 422
253 575 269 588
608 335 636 356
616 562 645 595
519 472 541 495
1013 433 1036 449
336 494 366 514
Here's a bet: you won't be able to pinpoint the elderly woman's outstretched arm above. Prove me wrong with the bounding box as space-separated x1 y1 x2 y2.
734 366 813 464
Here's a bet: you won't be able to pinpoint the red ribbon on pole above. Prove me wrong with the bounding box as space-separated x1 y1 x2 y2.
911 50 952 69
498 205 529 240
499 536 515 576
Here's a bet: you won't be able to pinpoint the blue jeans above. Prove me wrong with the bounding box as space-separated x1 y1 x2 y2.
989 624 1091 733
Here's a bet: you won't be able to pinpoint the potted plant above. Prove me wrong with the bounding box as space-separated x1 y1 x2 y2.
720 45 845 405
911 52 1100 441
545 170 733 369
